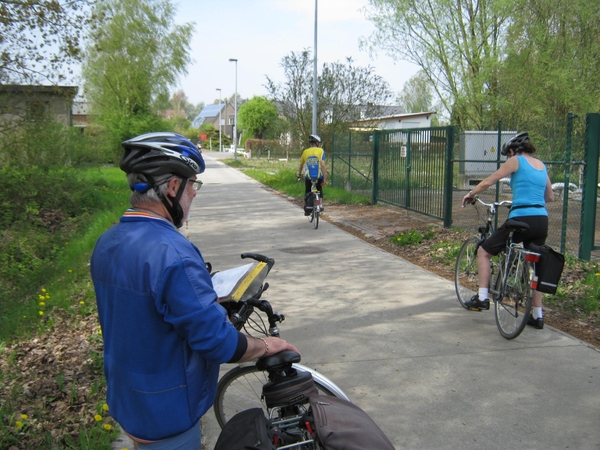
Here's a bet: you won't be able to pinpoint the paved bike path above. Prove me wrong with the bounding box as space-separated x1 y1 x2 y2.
114 151 600 450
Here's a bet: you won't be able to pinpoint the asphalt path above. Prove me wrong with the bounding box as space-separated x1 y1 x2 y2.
114 151 600 450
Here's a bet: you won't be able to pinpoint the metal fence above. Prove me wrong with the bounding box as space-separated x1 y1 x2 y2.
331 113 600 260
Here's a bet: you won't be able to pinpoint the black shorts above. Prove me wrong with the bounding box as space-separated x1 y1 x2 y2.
481 216 548 256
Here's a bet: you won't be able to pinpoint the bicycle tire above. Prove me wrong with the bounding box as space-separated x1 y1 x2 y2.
213 364 346 428
455 236 480 308
493 254 533 339
313 209 319 229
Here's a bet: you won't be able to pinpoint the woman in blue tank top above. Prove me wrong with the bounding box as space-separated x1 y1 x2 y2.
460 132 554 329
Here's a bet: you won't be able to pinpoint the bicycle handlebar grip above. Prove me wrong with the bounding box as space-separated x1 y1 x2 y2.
241 252 269 263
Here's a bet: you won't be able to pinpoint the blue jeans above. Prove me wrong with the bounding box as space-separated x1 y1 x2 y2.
137 421 201 450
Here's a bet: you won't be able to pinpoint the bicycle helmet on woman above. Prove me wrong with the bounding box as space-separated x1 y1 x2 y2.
120 132 205 228
501 132 530 156
308 134 322 145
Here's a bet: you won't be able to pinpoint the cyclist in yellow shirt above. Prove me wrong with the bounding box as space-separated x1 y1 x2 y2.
297 134 327 215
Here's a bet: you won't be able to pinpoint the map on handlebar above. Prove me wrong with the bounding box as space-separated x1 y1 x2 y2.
211 261 269 303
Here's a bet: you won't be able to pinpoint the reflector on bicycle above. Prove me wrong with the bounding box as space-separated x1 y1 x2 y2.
524 252 541 263
211 261 269 302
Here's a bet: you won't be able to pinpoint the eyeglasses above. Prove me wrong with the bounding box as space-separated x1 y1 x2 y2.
189 179 203 191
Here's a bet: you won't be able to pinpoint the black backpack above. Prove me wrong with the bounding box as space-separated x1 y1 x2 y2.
213 408 276 450
307 395 395 450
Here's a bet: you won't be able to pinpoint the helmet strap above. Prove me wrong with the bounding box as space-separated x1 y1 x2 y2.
156 177 188 228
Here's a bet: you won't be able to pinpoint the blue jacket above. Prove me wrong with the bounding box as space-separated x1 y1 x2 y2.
90 210 239 441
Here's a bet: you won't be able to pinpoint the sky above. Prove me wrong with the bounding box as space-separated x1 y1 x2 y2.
173 0 420 106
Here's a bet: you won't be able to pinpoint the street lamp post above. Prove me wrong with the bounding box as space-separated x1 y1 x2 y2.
216 88 222 152
229 58 238 162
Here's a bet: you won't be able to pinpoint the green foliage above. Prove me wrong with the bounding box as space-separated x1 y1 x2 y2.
238 96 280 140
223 157 370 205
364 0 600 126
389 228 436 246
0 0 90 84
83 0 195 144
0 166 130 342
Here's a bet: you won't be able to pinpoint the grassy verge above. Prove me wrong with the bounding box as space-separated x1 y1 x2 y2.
224 157 371 205
0 166 129 450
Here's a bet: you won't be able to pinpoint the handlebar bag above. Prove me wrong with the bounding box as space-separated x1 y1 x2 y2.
214 408 276 450
308 395 395 450
527 243 565 294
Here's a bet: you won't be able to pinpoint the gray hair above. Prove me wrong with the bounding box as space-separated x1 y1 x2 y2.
127 173 176 207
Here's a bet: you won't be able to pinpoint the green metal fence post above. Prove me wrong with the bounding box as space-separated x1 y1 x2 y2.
560 112 574 253
579 113 600 260
372 130 380 205
443 126 455 228
330 133 335 187
347 132 352 187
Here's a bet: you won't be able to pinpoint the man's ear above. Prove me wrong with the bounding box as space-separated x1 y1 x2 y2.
165 177 181 196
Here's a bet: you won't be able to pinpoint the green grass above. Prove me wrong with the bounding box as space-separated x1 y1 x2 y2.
224 157 371 205
0 167 130 343
389 228 436 246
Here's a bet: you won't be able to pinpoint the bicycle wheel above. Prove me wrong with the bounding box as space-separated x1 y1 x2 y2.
313 209 319 229
455 236 479 308
493 255 533 339
213 364 345 428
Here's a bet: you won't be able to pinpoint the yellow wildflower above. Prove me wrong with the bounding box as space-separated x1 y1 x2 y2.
39 302 45 306
102 404 109 411
15 421 23 428
39 311 44 316
103 424 112 431
94 414 102 422
21 414 28 419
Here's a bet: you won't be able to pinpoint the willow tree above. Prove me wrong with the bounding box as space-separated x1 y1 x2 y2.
498 0 600 122
362 0 510 128
83 0 194 144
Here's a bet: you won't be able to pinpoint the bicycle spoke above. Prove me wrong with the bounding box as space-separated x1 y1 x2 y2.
494 254 533 339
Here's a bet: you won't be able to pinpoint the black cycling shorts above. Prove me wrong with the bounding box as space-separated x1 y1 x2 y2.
481 215 548 256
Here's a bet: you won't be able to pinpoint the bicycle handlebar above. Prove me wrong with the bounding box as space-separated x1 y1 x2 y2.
223 253 284 337
468 195 513 209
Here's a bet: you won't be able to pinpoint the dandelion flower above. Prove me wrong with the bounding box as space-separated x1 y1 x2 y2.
39 302 45 306
39 311 44 316
21 414 28 419
38 295 45 300
68 269 73 273
80 301 85 305
41 288 46 292
94 414 102 422
15 421 23 428
103 424 112 431
102 404 109 411
45 295 50 299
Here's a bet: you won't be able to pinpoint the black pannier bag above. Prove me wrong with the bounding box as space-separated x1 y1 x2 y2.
528 243 565 294
213 408 276 450
304 192 314 214
308 395 395 450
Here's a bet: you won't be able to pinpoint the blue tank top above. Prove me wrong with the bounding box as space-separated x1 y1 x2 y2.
509 155 548 218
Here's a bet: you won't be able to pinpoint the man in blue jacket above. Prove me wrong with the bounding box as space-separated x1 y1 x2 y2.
90 132 298 449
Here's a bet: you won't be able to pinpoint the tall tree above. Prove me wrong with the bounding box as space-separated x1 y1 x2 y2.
266 50 393 148
82 0 194 143
0 0 91 84
397 71 434 114
266 50 313 146
498 0 600 122
363 0 510 128
238 96 280 140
